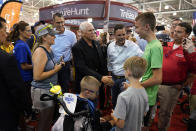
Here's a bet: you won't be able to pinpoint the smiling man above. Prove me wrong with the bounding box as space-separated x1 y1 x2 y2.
51 13 77 93
135 12 163 129
72 22 114 109
107 24 143 108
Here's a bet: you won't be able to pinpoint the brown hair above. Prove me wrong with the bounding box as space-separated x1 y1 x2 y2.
8 21 29 42
123 56 147 79
135 12 156 31
53 12 63 21
99 32 107 45
80 76 101 92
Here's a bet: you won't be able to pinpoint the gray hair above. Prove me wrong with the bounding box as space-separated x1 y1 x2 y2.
79 22 93 32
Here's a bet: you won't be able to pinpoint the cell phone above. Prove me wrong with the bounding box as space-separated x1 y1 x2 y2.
182 38 191 46
57 56 64 65
60 56 64 62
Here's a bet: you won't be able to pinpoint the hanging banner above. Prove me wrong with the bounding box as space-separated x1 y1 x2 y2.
0 0 23 31
39 1 106 21
39 1 138 28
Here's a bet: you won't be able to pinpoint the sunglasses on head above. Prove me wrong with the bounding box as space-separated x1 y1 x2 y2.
38 24 53 35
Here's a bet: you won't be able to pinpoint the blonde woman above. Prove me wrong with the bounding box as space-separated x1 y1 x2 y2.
31 25 65 131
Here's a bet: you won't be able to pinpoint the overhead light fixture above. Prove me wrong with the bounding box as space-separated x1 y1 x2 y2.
25 0 29 2
173 12 177 16
57 0 64 4
161 22 165 25
88 18 93 23
164 5 169 9
180 17 183 20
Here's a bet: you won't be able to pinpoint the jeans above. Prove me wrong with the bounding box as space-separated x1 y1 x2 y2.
111 76 126 109
58 62 71 93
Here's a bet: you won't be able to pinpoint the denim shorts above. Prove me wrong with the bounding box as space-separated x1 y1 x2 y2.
31 87 54 110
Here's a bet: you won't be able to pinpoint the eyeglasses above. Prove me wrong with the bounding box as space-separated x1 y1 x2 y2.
55 21 64 25
84 88 99 96
38 24 53 35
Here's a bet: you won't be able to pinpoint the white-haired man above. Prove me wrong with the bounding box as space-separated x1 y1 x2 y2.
72 22 114 109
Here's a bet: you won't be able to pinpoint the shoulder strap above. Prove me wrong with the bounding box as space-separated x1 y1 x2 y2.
39 46 55 65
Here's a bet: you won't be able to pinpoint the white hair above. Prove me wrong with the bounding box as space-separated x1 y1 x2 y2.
79 22 93 32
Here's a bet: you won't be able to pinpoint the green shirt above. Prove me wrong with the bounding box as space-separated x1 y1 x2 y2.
142 39 163 106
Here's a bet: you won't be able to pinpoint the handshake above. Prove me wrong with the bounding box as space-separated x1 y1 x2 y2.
101 76 114 87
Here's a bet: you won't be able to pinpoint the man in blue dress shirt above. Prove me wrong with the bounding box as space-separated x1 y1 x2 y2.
51 13 77 93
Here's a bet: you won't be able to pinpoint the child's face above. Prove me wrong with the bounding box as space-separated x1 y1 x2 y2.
86 86 99 101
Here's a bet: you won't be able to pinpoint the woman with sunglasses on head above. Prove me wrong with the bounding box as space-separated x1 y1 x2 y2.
31 24 65 131
8 21 33 122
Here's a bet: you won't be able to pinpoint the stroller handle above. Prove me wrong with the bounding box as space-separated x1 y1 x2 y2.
40 94 90 117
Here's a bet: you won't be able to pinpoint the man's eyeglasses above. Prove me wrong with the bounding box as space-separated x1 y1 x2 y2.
55 21 64 25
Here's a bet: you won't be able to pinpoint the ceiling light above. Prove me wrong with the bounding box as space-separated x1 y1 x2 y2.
161 22 165 25
180 17 183 20
25 0 29 2
164 5 169 9
57 0 64 4
88 18 93 23
173 12 177 16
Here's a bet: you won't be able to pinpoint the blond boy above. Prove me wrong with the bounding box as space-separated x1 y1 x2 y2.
112 56 149 131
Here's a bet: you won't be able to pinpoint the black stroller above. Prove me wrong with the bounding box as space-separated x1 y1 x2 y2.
40 93 112 131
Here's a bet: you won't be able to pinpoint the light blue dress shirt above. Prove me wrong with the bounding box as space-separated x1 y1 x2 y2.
51 29 77 62
107 40 143 76
135 34 148 52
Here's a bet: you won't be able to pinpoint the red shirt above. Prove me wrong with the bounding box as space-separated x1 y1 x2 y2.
187 49 196 95
191 79 196 95
162 42 188 84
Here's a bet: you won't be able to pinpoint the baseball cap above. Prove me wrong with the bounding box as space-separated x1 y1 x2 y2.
35 24 58 37
34 21 45 27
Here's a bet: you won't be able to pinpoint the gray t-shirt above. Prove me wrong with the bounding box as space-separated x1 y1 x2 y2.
114 87 149 131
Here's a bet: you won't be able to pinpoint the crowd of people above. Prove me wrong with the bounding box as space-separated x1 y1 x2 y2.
0 11 196 131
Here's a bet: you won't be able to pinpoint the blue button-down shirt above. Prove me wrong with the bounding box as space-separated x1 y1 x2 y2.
135 35 148 52
107 40 143 76
51 29 77 62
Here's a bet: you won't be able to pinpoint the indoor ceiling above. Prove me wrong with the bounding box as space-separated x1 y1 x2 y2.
17 0 196 26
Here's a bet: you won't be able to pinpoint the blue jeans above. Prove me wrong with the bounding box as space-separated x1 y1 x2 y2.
111 76 126 108
110 127 116 131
